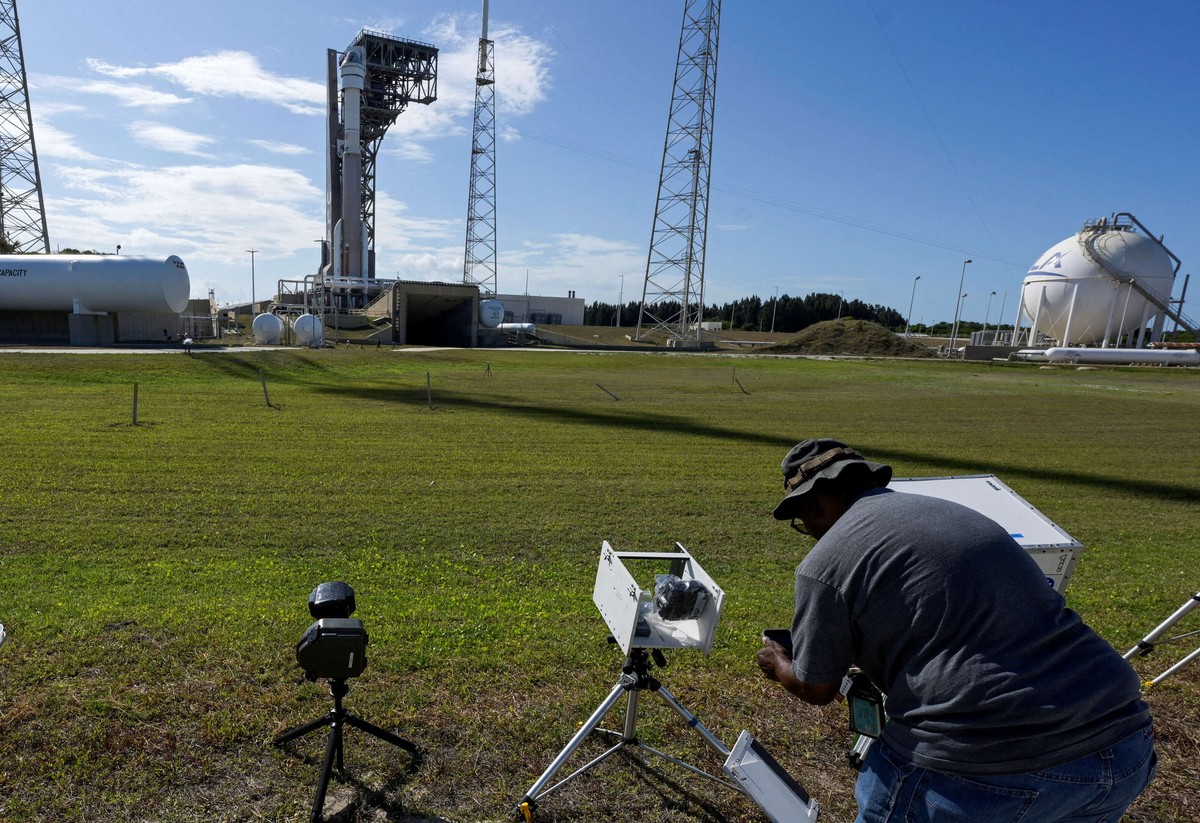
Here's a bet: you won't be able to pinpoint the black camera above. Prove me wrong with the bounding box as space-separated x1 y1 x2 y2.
296 617 368 681
294 582 368 681
308 580 357 619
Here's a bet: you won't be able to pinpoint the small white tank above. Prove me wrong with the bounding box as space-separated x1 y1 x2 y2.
293 314 325 346
479 299 505 328
252 313 284 344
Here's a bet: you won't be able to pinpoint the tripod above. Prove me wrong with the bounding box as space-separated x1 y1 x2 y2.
274 678 422 823
516 645 740 820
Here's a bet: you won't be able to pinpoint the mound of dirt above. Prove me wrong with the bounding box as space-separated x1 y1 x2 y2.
764 319 936 357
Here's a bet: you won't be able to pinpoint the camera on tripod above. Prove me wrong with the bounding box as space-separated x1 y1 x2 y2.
275 581 422 823
517 542 819 823
295 581 368 682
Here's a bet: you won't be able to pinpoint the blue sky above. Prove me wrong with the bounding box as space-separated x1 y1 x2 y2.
19 1 1200 327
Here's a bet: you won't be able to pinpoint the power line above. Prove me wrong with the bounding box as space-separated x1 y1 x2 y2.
509 125 1025 267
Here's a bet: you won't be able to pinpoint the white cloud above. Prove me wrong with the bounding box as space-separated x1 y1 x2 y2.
48 161 324 264
513 233 643 296
248 139 311 156
32 121 100 161
492 24 553 117
131 121 215 156
88 52 325 115
35 73 192 108
375 14 553 159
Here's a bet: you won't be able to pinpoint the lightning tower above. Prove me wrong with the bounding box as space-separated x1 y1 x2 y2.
634 0 721 344
462 0 498 296
0 0 49 253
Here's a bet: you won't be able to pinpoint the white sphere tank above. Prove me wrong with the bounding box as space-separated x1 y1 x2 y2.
0 254 190 313
252 312 284 344
292 314 324 346
479 299 505 328
1021 228 1175 346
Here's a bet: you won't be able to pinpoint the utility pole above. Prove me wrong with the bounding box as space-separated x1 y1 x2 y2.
905 275 921 337
615 275 624 327
246 249 258 330
948 259 972 354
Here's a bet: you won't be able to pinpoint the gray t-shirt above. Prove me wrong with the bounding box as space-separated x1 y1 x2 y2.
790 487 1149 775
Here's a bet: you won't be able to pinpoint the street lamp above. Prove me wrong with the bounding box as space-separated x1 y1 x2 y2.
770 286 779 333
904 275 921 337
995 290 1008 344
982 290 997 344
615 275 624 327
950 293 968 354
948 259 971 354
245 249 258 331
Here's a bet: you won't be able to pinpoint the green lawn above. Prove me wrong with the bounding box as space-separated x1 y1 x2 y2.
0 348 1196 822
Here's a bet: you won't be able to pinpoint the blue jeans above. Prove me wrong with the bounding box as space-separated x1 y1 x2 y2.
854 725 1156 823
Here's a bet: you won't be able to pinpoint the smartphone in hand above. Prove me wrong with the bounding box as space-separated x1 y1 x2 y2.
762 628 792 658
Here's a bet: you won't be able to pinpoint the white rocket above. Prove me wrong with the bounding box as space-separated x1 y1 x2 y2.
336 46 367 280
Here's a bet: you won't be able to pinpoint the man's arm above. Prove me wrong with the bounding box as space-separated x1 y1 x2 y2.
756 637 841 705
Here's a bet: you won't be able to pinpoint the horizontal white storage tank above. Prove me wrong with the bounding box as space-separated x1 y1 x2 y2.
1020 228 1174 346
293 313 324 346
497 322 536 334
252 313 284 344
0 255 190 314
1045 347 1199 366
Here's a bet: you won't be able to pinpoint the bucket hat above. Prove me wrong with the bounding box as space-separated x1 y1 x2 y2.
772 438 891 520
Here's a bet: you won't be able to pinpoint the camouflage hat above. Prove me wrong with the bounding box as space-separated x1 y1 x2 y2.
772 438 891 520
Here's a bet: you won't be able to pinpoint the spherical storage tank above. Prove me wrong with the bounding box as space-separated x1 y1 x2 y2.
479 299 505 329
292 314 324 346
1020 224 1175 346
252 313 284 344
0 255 190 313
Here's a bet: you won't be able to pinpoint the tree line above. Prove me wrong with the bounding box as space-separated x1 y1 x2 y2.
584 292 908 333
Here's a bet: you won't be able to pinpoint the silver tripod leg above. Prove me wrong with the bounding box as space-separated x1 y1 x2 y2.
636 683 740 791
1149 645 1200 686
516 673 743 818
518 680 630 808
1124 592 1200 685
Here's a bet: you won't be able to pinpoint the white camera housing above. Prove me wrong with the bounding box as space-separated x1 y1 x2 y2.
593 541 725 656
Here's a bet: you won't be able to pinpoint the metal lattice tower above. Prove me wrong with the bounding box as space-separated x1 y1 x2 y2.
463 2 497 296
326 31 437 276
634 0 721 343
0 0 49 253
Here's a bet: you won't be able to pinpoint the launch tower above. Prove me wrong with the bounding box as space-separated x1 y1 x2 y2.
323 31 437 284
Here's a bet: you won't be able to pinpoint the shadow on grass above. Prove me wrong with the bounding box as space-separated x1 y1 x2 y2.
275 730 427 823
305 382 1200 505
192 350 341 380
178 358 1199 506
621 749 742 823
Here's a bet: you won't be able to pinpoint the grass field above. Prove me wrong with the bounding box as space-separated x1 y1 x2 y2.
0 347 1196 822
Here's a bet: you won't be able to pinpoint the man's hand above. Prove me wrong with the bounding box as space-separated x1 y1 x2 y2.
756 635 841 705
757 636 790 682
